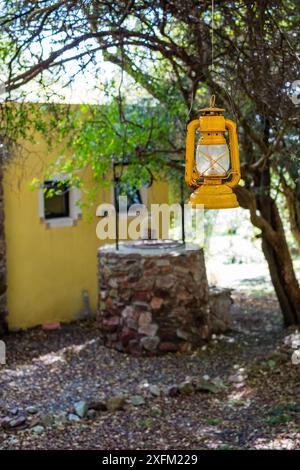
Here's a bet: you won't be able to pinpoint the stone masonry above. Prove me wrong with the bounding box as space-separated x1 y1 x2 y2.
97 242 231 356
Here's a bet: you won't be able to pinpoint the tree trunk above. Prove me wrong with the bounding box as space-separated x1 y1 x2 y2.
260 199 300 326
235 186 300 326
282 180 300 254
0 160 8 336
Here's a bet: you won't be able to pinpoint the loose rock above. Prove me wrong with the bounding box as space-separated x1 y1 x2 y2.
87 409 97 419
106 395 127 412
26 405 38 415
149 385 161 397
32 425 45 435
164 385 179 397
7 416 27 428
68 413 81 422
130 395 145 406
178 381 194 395
74 400 88 418
194 379 222 394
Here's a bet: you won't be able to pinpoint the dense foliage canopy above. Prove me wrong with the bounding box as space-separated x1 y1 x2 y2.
0 0 300 325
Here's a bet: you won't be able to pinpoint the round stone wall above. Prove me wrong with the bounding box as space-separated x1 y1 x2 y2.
97 243 211 355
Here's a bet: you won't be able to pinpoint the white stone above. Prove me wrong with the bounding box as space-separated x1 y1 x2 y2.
138 311 152 327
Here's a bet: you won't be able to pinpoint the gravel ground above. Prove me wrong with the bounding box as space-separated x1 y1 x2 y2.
1 291 300 450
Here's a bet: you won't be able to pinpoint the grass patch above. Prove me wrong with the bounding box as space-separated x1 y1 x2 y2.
265 402 300 427
207 418 223 426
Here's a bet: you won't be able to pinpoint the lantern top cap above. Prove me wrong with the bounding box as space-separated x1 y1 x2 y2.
198 106 225 115
198 94 224 115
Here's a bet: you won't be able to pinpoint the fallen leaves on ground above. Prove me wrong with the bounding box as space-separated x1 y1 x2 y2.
0 293 300 450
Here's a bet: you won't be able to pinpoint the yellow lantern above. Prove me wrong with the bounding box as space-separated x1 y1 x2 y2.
185 97 240 209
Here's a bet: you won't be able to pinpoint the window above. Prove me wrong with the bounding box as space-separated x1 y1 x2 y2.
43 180 70 219
38 174 81 228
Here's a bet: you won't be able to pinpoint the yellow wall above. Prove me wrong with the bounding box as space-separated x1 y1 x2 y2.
4 134 169 330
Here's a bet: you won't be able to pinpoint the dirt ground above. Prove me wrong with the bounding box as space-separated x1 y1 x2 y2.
1 291 300 450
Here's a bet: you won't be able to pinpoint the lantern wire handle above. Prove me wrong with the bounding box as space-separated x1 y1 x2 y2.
209 94 216 108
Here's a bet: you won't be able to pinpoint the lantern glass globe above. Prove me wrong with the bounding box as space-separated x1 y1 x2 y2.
196 144 230 177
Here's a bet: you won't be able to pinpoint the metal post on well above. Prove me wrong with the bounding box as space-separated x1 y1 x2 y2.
112 156 119 251
180 170 185 245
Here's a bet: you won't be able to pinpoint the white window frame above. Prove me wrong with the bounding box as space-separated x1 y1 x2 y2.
38 173 81 228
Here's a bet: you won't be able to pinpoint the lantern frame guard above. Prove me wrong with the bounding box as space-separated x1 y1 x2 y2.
185 103 241 209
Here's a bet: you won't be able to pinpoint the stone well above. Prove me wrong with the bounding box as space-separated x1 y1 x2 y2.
97 241 231 355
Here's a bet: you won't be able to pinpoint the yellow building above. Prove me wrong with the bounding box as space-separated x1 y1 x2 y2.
3 110 169 330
